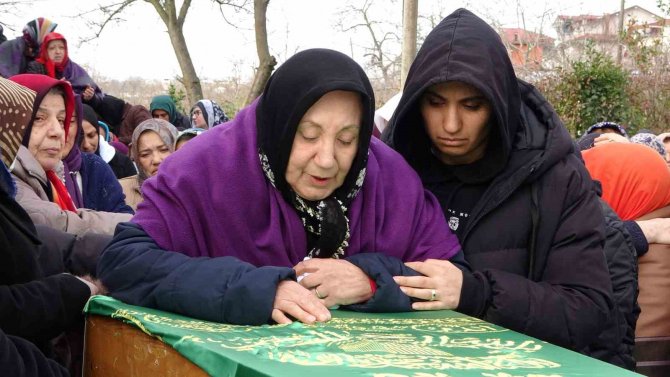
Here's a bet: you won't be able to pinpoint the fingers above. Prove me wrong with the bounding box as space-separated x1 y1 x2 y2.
412 301 447 311
293 259 321 275
299 273 322 289
271 308 292 324
405 259 456 277
393 275 432 289
273 281 331 324
398 285 434 300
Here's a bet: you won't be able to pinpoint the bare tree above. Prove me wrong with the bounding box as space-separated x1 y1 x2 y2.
338 0 401 88
245 0 276 105
400 0 418 89
79 0 249 106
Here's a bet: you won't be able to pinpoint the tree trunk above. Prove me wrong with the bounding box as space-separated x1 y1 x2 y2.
147 0 203 106
245 0 276 105
166 23 203 106
617 0 625 65
400 0 418 89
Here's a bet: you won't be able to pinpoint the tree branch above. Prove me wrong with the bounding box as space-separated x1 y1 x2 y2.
78 0 138 43
178 0 192 27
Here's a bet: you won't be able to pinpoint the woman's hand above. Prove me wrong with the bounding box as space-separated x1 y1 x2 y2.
393 259 463 310
82 86 95 101
295 258 373 307
594 133 629 146
75 274 108 296
272 280 331 325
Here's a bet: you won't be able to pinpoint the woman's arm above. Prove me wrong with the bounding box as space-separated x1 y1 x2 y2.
98 222 328 325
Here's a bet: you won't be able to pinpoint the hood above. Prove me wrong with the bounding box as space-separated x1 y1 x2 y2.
384 9 574 183
383 9 520 182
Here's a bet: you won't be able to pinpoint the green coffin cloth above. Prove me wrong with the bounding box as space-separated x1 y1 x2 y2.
84 295 641 377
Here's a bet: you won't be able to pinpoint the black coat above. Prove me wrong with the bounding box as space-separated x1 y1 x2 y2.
0 329 68 377
0 181 92 373
383 9 613 355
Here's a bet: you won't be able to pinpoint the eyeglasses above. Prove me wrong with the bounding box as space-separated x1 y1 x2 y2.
192 109 202 117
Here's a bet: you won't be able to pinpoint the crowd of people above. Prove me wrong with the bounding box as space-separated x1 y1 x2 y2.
1 11 670 377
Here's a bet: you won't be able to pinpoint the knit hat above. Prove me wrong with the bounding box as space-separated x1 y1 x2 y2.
586 121 628 137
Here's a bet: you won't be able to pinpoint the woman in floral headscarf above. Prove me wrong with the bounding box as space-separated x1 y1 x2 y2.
190 99 229 129
6 74 131 235
0 17 57 78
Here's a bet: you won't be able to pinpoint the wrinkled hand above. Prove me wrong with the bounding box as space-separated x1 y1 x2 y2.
82 86 95 101
271 280 331 325
637 218 670 245
393 259 463 310
594 133 629 146
76 274 108 296
295 259 373 307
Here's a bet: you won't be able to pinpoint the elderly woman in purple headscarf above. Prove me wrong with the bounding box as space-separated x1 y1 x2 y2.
97 49 466 326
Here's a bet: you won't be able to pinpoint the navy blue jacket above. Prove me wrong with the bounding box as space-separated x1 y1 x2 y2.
98 222 469 325
79 153 133 215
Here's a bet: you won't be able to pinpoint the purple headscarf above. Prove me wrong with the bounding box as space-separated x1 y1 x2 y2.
62 95 84 208
133 50 460 266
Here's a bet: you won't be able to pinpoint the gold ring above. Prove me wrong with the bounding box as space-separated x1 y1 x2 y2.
315 287 324 299
430 289 437 301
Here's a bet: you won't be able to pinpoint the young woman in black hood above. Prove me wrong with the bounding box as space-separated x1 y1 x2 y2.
384 8 623 367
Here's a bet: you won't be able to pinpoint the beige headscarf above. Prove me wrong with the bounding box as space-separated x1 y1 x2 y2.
130 118 178 185
0 78 36 167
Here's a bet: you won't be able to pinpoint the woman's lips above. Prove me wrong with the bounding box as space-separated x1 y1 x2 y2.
438 137 467 147
310 175 331 186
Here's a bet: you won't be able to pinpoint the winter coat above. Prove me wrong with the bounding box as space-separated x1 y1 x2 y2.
77 153 133 214
0 178 91 374
11 146 132 236
383 8 613 355
117 175 142 211
578 200 639 369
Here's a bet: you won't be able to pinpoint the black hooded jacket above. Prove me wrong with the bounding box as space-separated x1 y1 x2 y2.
384 9 614 355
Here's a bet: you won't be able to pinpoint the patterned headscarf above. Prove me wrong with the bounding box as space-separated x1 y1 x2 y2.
0 77 35 167
586 121 628 137
191 99 229 129
22 18 57 58
8 74 76 212
130 118 178 186
631 132 666 157
256 49 374 259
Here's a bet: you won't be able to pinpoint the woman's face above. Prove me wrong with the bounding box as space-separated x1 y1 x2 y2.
62 112 78 157
136 130 171 177
285 90 361 201
152 109 170 122
420 81 492 165
191 107 208 129
47 40 66 64
81 120 99 153
29 92 66 171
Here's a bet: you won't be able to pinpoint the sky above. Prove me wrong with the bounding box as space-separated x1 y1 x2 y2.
2 0 667 81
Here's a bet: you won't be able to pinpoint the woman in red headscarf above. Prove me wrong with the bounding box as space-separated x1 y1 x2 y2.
582 143 670 221
25 32 104 109
583 142 670 375
7 74 131 236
